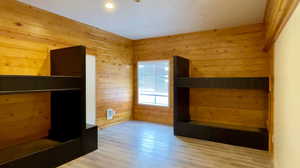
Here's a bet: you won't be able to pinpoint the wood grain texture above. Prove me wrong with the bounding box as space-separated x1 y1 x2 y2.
59 121 272 168
264 0 300 50
267 47 275 152
0 93 50 150
0 0 133 149
133 24 270 128
134 105 173 125
190 88 268 128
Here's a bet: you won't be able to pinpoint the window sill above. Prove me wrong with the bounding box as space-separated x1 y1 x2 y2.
137 103 169 108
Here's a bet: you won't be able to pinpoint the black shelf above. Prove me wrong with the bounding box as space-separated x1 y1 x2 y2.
174 121 268 150
175 77 269 90
0 75 82 94
173 56 269 150
0 139 62 166
0 124 98 168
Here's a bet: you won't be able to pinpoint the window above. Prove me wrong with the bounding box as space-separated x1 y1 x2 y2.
138 60 169 106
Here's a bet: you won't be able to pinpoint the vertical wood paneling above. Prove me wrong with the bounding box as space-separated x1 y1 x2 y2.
133 24 270 128
0 0 133 149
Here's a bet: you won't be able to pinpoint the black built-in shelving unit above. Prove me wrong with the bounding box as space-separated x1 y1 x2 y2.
0 75 81 94
0 46 98 168
175 77 269 90
173 56 269 150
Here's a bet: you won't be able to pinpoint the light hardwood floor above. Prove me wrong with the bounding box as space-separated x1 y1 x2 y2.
60 121 272 168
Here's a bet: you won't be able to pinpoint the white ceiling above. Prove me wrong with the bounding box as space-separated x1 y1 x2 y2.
18 0 267 40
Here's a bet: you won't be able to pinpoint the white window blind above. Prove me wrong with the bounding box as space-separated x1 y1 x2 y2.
138 60 169 106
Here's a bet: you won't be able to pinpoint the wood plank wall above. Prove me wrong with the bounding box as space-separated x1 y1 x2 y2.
133 24 270 129
0 0 133 149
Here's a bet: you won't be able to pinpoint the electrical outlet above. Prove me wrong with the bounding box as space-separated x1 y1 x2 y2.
106 109 115 120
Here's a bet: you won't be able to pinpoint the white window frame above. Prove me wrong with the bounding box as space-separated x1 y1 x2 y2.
137 60 170 107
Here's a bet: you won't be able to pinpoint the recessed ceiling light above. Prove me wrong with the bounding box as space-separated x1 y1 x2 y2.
105 2 114 9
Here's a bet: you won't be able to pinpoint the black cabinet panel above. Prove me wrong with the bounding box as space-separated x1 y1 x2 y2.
174 121 268 150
